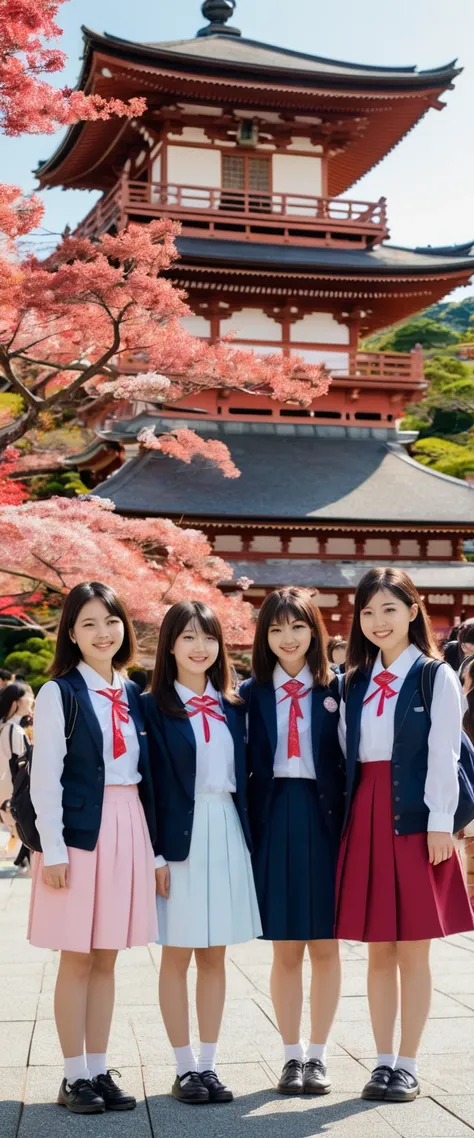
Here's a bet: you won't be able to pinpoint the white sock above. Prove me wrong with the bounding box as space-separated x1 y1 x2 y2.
174 1044 197 1078
307 1043 327 1065
64 1056 89 1084
87 1053 107 1078
377 1053 396 1070
284 1041 305 1063
395 1055 417 1079
197 1041 217 1073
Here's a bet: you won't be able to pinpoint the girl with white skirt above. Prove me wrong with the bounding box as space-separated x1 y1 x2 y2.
29 581 158 1115
143 600 261 1105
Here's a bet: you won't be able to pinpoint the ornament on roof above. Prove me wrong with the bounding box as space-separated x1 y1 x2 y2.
197 0 242 38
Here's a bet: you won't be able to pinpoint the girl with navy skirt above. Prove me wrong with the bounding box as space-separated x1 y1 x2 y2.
241 588 344 1097
28 582 158 1115
336 567 474 1105
143 601 261 1106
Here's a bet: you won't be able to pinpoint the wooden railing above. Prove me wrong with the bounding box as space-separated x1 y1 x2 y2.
74 176 388 246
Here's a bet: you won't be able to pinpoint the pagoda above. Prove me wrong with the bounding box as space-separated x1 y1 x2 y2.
36 0 474 637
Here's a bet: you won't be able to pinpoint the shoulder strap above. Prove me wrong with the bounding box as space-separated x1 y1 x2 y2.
420 659 444 720
54 679 78 740
8 722 27 760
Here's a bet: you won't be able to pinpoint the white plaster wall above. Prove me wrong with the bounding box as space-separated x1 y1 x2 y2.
364 539 392 556
288 537 319 554
290 348 349 372
427 540 452 557
291 313 349 344
287 138 323 153
326 538 356 555
213 535 243 552
273 154 322 201
220 308 281 341
251 536 282 553
398 540 420 556
167 146 221 193
168 127 209 144
151 153 161 183
180 315 211 338
316 594 339 607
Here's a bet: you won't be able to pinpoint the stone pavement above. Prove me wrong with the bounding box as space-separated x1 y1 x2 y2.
2 864 474 1138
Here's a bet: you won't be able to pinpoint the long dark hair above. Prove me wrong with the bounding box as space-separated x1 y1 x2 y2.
0 682 32 723
252 587 331 687
50 581 137 677
460 655 474 744
347 567 440 674
151 601 239 716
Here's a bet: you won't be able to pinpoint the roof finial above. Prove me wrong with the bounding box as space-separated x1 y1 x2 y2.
197 0 241 38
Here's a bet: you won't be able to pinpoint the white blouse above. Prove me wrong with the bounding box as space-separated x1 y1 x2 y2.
31 661 141 867
273 662 316 781
338 643 461 833
0 716 26 819
156 680 236 870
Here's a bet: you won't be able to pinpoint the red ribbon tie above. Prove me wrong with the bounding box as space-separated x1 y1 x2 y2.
97 688 129 758
278 679 311 759
363 670 398 717
186 694 226 742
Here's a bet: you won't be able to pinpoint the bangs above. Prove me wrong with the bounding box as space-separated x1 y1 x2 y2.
266 595 312 627
170 602 223 648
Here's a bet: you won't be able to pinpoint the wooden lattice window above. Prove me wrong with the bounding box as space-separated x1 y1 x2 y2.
221 154 271 211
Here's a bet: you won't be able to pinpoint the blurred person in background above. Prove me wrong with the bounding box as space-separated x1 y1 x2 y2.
327 636 347 675
0 681 34 867
0 668 14 690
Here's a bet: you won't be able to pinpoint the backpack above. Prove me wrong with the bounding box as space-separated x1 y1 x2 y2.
8 683 78 854
421 660 474 834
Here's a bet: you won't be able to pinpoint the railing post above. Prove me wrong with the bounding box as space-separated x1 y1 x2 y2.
118 170 128 230
411 342 424 383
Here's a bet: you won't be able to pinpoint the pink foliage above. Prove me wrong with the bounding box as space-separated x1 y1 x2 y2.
0 0 146 135
0 496 254 644
0 184 44 237
138 426 241 480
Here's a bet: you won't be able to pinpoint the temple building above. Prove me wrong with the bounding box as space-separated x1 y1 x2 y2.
36 0 474 636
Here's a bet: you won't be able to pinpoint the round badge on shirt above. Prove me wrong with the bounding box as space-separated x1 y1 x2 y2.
323 696 338 713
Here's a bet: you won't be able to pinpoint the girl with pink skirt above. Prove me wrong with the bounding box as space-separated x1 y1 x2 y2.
28 581 158 1115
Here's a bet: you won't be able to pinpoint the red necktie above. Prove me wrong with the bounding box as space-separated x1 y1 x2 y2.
97 688 129 758
278 679 311 759
363 670 398 717
186 694 226 743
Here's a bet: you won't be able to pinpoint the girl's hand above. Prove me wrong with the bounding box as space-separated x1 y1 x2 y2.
155 865 170 899
427 832 453 866
42 863 69 889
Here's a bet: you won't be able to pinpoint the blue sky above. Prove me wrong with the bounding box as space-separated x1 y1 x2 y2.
3 0 474 302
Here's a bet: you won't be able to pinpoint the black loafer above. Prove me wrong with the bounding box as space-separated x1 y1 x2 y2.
57 1078 105 1114
92 1070 136 1111
361 1065 393 1101
277 1059 304 1095
199 1070 233 1102
171 1072 210 1104
303 1059 331 1095
385 1068 420 1103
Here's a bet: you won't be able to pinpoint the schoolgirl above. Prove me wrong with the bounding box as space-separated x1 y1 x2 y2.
28 581 158 1115
336 567 474 1104
143 601 261 1106
241 588 344 1097
0 682 34 864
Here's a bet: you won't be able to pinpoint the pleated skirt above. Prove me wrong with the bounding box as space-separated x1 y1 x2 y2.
335 762 474 942
28 785 158 952
253 778 338 942
157 792 262 948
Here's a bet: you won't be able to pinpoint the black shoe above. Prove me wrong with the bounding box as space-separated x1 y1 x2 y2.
303 1059 331 1095
361 1065 394 1101
57 1078 105 1114
92 1070 136 1111
385 1068 420 1103
199 1070 233 1102
171 1072 210 1104
277 1059 304 1095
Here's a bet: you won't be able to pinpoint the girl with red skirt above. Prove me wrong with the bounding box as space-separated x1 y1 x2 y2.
336 567 474 1104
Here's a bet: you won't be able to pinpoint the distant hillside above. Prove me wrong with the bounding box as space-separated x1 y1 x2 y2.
363 297 474 352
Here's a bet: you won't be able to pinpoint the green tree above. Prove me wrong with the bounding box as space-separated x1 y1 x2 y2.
401 356 474 436
374 319 460 353
4 636 55 692
411 436 474 480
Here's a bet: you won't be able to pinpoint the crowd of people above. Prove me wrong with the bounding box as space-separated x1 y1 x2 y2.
0 572 473 1117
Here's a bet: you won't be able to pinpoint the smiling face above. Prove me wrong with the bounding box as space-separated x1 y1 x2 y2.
359 588 418 666
267 616 313 678
70 597 125 672
171 618 220 689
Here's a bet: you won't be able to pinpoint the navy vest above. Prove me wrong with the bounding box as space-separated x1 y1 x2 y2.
344 654 440 835
54 669 156 851
142 692 252 861
241 676 345 845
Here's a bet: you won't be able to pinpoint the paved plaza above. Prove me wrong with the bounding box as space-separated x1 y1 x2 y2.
2 864 474 1138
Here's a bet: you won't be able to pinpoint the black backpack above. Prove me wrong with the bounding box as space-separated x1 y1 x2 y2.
421 660 474 834
8 683 77 853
